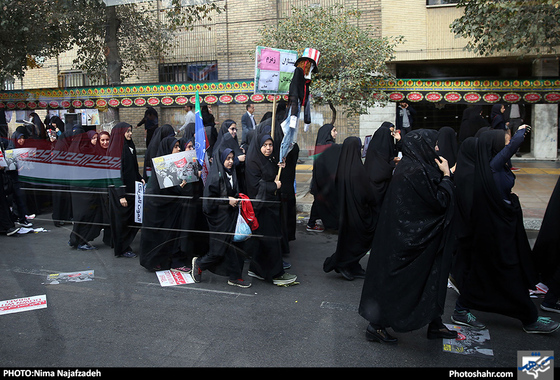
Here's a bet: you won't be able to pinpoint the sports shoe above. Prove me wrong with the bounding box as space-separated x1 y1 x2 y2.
118 251 137 258
77 243 97 251
248 271 265 280
228 279 252 288
540 301 560 314
191 257 202 282
306 224 324 232
5 227 20 236
171 266 191 273
17 219 33 228
523 317 560 333
511 167 520 172
272 272 297 286
451 310 486 330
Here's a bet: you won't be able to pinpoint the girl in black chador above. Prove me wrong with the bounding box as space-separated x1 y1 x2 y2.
533 176 560 314
323 137 377 281
140 136 193 271
452 126 559 334
244 132 297 286
67 127 103 250
191 146 250 288
106 122 144 258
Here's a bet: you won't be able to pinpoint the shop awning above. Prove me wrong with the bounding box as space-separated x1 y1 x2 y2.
1 78 559 111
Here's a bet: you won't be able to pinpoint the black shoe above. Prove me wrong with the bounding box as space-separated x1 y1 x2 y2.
17 219 33 228
427 321 458 339
366 324 398 344
336 267 355 281
5 227 20 236
352 267 366 279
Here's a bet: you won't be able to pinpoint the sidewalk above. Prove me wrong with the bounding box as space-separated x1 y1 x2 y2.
294 158 560 231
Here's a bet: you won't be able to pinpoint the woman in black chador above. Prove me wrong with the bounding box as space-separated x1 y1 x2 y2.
191 146 250 288
458 106 488 145
359 129 456 344
308 124 341 231
307 123 337 232
67 127 104 250
143 123 175 180
323 137 377 281
244 132 297 286
449 137 478 294
533 176 560 314
364 124 400 208
452 126 559 333
106 122 144 258
436 126 458 170
140 136 191 271
51 117 73 227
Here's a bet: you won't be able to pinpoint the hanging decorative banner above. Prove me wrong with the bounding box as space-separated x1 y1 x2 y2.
1 78 559 109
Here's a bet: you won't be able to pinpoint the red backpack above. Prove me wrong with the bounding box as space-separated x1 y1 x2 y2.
238 193 259 231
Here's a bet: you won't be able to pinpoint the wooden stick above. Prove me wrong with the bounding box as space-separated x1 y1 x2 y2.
271 95 277 139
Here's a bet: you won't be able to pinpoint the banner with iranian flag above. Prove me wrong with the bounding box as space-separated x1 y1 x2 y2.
194 90 209 184
15 147 122 188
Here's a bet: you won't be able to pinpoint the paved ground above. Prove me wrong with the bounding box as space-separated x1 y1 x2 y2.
0 158 558 369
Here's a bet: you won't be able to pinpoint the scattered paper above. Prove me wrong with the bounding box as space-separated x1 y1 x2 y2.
0 295 47 316
17 227 48 234
443 324 493 358
529 282 548 298
45 270 94 285
156 270 194 287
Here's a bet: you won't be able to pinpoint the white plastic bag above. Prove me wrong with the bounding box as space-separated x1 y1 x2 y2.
233 209 252 242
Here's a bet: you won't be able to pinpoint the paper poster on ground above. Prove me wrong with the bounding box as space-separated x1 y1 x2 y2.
442 324 494 358
45 270 94 285
156 270 194 286
0 295 47 316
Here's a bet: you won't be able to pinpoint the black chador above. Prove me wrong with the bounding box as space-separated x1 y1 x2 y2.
359 129 455 334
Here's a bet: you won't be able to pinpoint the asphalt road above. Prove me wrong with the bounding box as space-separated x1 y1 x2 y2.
0 210 558 370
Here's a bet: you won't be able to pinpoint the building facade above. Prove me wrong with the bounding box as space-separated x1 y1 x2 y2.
2 0 558 158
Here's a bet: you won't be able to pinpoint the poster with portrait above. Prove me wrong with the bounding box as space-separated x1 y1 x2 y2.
152 150 199 189
254 46 298 95
3 148 36 171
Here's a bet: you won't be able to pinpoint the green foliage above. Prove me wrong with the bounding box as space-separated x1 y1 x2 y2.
0 0 224 84
256 4 403 118
451 0 560 57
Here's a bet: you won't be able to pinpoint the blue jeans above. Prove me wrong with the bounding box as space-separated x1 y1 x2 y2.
279 103 300 161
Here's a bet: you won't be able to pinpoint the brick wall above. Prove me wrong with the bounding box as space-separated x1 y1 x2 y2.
7 0 387 151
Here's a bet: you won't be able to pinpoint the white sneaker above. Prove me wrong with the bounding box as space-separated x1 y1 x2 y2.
272 272 297 286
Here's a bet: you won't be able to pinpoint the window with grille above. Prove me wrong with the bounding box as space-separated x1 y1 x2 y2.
58 71 105 88
159 61 218 83
426 0 458 5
